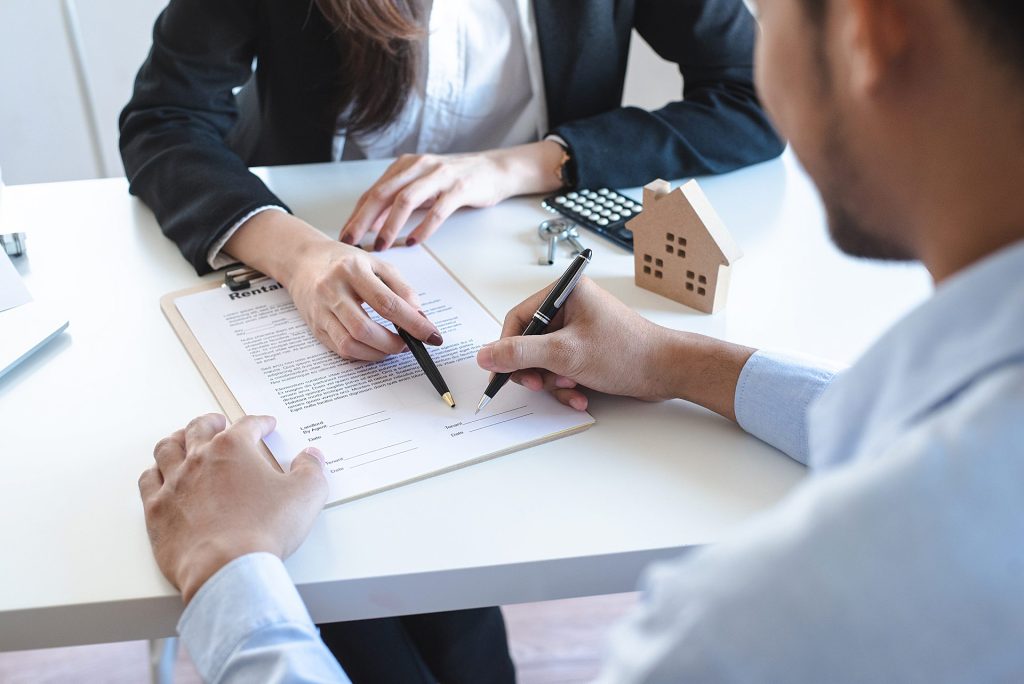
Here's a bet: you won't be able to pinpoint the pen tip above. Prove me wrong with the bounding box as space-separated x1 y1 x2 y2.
442 392 455 409
475 395 491 415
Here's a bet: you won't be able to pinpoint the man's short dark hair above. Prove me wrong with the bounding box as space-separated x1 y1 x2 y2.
801 1 1024 77
953 2 1024 76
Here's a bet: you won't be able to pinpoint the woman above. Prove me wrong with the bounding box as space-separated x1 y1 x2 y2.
120 1 781 681
121 0 782 363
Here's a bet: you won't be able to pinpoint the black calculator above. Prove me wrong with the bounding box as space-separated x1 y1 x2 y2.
541 187 641 252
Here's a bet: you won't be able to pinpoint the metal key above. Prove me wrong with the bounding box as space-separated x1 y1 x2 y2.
537 218 575 265
565 227 585 256
543 233 560 265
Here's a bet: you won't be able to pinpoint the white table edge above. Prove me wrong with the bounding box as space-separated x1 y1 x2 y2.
0 544 692 651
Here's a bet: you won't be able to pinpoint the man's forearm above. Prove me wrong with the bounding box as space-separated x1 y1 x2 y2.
655 333 841 465
655 331 757 422
179 553 349 683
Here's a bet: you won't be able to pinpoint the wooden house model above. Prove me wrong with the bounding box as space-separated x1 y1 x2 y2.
627 179 742 314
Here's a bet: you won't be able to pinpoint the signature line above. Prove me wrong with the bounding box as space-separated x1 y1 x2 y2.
468 413 534 432
334 418 391 435
352 447 419 468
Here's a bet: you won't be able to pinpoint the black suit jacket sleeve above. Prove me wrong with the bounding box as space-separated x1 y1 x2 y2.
119 0 290 275
550 0 784 189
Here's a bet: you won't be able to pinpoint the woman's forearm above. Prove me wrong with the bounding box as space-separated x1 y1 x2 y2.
490 140 567 197
223 211 332 286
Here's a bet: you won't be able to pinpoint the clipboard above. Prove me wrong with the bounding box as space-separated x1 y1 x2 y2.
161 247 507 424
160 247 594 506
161 278 249 424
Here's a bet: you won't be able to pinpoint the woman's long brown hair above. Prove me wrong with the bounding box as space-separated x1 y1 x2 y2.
314 0 423 136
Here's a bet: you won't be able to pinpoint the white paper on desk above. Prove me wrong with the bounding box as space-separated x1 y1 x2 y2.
174 246 594 504
0 253 31 313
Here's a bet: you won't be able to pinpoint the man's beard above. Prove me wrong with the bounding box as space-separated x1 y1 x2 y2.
818 100 915 261
826 201 915 261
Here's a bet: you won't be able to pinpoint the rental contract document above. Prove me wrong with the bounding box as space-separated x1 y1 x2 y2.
171 247 594 505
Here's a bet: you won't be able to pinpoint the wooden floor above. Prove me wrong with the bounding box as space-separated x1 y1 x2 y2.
0 593 638 683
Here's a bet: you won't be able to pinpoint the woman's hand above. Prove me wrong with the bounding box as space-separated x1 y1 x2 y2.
340 140 566 250
224 211 442 362
476 278 756 420
286 239 443 362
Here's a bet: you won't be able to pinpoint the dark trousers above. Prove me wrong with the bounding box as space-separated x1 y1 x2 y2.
318 607 516 683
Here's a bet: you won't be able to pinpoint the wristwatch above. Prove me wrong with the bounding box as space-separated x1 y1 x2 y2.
546 135 577 189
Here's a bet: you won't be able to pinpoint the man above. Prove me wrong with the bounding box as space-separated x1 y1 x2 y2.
139 0 1024 680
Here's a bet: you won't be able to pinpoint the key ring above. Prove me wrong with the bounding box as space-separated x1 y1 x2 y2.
537 218 585 265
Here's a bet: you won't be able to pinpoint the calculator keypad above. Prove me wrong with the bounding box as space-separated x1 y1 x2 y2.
541 188 640 252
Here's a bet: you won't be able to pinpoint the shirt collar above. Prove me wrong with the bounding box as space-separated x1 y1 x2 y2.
808 238 1024 469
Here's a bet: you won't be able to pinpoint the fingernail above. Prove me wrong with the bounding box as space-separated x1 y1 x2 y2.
570 397 587 411
305 447 325 463
340 233 354 245
477 346 494 367
555 376 576 389
374 237 386 252
426 332 443 346
406 237 418 247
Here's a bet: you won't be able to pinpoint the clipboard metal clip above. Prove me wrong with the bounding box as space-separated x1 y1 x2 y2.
1 232 27 258
224 265 269 291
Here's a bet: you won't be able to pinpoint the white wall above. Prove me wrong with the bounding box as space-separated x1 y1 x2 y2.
623 34 681 111
0 0 165 184
73 0 171 177
0 0 104 183
0 1 680 185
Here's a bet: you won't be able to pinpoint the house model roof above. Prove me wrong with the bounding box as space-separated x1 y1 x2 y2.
631 179 743 265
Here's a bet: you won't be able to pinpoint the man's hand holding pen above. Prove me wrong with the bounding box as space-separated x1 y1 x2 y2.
476 278 755 422
476 278 676 411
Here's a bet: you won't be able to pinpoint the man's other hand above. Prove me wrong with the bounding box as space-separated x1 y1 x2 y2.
138 414 328 604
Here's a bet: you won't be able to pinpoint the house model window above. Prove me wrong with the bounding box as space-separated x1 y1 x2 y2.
626 179 743 314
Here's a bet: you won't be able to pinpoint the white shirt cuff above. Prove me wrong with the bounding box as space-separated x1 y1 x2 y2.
544 134 568 149
177 552 315 681
207 206 289 270
734 350 842 466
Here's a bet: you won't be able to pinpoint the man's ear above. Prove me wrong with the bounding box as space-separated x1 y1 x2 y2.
838 0 911 96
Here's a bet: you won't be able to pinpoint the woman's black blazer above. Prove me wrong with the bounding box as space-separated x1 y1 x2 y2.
120 0 784 274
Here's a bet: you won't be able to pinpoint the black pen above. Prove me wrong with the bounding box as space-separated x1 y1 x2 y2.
396 327 455 408
476 248 592 414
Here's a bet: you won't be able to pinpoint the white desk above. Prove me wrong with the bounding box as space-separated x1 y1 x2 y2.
0 151 932 650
